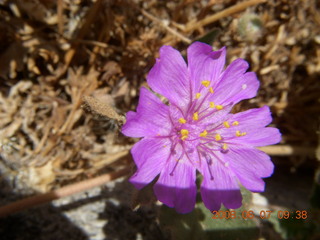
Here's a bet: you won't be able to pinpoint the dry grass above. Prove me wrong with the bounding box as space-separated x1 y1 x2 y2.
0 0 319 196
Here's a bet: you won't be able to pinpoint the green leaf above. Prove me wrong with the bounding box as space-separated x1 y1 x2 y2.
193 28 221 46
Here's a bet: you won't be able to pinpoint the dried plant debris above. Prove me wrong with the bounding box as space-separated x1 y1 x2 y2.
0 0 319 201
82 95 125 124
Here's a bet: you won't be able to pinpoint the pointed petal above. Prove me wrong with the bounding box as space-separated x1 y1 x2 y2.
210 59 259 105
154 161 197 213
187 42 226 94
147 46 190 109
129 137 171 189
122 87 172 138
199 153 242 211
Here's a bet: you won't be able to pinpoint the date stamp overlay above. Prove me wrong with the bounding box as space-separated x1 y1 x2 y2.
212 210 308 220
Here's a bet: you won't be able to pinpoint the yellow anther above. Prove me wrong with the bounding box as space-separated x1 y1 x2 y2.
215 134 222 141
216 105 223 110
196 93 201 99
209 102 215 108
222 143 228 150
235 130 246 137
209 87 214 93
223 121 230 128
179 118 186 124
181 129 189 136
193 112 199 121
180 129 189 141
199 130 208 137
236 130 242 137
201 80 210 87
232 121 239 126
181 136 188 141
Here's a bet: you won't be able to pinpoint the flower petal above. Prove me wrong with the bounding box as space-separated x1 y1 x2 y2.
199 153 242 211
223 146 274 192
130 137 172 189
234 127 281 147
187 42 226 94
147 46 189 109
226 146 274 179
235 171 265 193
221 106 282 146
154 161 197 213
122 87 172 138
210 59 259 105
229 106 273 128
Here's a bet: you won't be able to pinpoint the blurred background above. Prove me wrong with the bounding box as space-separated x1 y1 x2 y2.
0 0 319 239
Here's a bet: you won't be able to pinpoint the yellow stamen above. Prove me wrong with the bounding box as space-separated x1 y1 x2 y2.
196 93 201 99
232 121 239 126
216 105 223 110
193 112 199 121
180 129 189 141
235 130 246 137
199 130 208 137
222 143 228 150
181 129 189 136
201 80 210 87
236 130 242 137
223 121 230 128
179 118 186 124
209 102 215 108
181 136 188 141
209 87 214 93
215 134 222 141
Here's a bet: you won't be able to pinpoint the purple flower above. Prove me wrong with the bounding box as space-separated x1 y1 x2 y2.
122 42 281 213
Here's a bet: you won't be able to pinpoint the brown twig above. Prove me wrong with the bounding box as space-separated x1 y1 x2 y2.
258 145 315 156
0 167 130 218
141 9 191 44
184 0 266 32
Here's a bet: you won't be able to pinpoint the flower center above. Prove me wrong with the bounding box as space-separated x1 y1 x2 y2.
175 112 247 155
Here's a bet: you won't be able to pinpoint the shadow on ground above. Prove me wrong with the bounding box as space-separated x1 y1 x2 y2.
98 180 168 240
0 174 88 240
